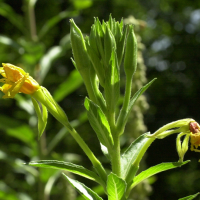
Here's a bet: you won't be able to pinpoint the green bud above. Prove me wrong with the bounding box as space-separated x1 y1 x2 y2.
70 19 97 103
124 25 137 77
85 37 105 87
104 24 116 68
116 23 128 66
70 19 91 72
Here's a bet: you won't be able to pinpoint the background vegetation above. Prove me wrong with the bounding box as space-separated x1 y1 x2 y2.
0 0 200 200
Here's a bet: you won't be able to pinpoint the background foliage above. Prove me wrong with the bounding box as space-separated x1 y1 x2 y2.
0 0 200 200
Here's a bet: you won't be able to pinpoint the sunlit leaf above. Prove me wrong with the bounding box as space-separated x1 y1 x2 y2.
29 160 103 184
178 192 199 200
63 173 103 200
84 97 114 150
131 160 190 189
107 173 126 200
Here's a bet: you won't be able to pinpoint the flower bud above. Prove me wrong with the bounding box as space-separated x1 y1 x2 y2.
124 25 137 78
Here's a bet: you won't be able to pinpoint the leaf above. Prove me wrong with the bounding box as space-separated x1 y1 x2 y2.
117 78 156 131
121 132 150 179
53 69 83 102
31 97 48 138
131 160 190 189
0 3 25 33
178 192 199 200
63 173 103 200
107 173 126 200
38 11 77 39
29 160 103 184
0 115 34 145
126 78 156 123
84 97 114 150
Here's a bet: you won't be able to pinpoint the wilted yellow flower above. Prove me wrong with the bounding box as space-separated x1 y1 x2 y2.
0 63 40 98
189 122 200 152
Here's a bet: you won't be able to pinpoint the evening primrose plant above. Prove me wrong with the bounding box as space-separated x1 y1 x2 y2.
1 16 200 200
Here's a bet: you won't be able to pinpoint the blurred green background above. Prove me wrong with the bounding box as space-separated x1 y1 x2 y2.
0 0 200 200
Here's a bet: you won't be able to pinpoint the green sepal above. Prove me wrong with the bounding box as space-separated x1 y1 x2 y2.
63 173 103 200
84 97 114 150
28 160 104 185
31 97 48 138
124 25 137 77
107 172 127 200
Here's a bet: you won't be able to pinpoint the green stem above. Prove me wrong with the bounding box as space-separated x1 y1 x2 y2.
32 88 107 184
110 135 121 177
28 0 38 41
116 74 132 134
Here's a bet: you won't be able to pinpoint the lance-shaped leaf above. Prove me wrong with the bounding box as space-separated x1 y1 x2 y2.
107 173 126 200
31 97 48 138
121 132 154 180
63 173 103 200
29 160 103 185
178 192 199 200
84 97 114 151
117 78 156 132
130 160 190 189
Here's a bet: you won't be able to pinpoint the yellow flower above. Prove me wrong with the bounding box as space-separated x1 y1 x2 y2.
0 63 40 98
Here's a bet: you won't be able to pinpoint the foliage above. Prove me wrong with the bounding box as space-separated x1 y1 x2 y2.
0 0 200 200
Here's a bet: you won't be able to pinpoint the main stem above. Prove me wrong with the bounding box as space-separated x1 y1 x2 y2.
111 135 121 177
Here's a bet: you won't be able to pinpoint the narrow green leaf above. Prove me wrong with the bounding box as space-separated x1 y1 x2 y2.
63 173 103 200
29 160 103 184
127 78 156 121
131 160 190 189
121 132 150 179
53 69 83 102
178 192 199 200
107 173 126 200
38 10 78 39
31 97 48 138
0 3 25 33
84 97 114 150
